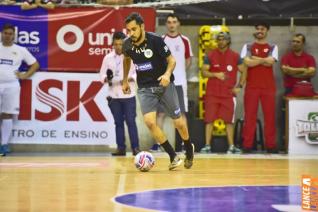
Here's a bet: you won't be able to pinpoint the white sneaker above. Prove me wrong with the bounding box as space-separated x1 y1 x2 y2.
169 155 183 170
200 145 211 153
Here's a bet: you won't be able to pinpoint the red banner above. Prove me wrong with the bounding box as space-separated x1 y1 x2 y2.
47 7 156 72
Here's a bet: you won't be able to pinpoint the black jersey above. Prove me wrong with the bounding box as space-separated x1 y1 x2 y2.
123 32 174 88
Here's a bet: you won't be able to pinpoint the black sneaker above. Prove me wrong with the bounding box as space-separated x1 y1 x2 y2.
266 148 279 154
111 149 126 156
132 148 141 156
242 148 252 154
184 143 194 169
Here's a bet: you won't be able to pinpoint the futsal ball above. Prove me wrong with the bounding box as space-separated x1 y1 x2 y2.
134 151 155 172
212 118 227 136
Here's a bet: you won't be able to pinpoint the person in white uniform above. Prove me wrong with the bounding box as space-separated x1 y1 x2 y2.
0 23 39 156
150 13 193 152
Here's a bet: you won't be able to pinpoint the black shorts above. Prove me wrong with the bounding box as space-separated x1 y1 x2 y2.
137 83 182 119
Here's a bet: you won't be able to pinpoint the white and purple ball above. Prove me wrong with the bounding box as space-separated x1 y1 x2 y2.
134 151 155 172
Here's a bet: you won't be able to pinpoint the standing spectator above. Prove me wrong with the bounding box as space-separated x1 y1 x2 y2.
150 13 193 152
240 22 278 153
280 33 316 146
122 13 194 170
99 32 140 156
281 33 316 95
0 23 39 156
201 32 246 154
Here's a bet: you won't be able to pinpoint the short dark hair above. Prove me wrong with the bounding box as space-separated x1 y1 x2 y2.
112 32 126 41
254 21 270 30
165 13 180 22
125 12 144 25
2 23 15 32
294 33 306 43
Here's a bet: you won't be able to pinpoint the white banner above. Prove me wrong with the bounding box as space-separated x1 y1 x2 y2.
12 72 116 146
288 99 318 154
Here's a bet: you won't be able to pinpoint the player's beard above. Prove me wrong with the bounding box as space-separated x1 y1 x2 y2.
132 31 143 44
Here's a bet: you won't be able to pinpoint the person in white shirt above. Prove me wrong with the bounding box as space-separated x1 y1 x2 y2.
150 13 193 152
0 23 39 156
99 32 140 156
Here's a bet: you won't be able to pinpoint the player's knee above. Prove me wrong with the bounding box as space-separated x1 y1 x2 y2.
144 118 157 130
174 117 186 130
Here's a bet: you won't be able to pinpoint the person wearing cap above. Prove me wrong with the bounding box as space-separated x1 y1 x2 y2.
280 33 316 147
240 22 279 153
281 33 316 95
201 31 246 154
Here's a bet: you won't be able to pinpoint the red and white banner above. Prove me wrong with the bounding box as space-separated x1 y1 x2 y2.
12 72 116 146
0 6 156 72
48 7 156 71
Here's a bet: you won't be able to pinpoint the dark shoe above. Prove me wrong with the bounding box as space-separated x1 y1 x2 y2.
184 143 194 169
266 148 279 154
2 145 10 154
111 149 126 156
0 146 6 157
132 148 141 156
242 148 252 154
149 144 161 152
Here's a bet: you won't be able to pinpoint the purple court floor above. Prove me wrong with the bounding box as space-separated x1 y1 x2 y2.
114 186 301 212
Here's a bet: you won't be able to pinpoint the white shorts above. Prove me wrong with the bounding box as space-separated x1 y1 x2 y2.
0 85 21 114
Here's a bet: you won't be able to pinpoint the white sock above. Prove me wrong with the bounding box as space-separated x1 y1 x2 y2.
1 119 13 146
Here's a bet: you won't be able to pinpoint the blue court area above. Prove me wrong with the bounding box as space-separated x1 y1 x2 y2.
114 186 301 212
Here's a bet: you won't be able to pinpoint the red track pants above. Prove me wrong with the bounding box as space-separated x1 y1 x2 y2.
242 87 277 149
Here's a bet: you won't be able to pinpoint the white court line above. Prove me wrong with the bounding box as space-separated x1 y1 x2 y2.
114 174 126 212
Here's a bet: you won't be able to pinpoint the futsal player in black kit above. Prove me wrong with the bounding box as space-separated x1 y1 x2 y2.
122 13 194 170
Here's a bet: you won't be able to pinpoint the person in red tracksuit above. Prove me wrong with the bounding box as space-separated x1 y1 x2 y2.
240 22 278 153
201 32 246 154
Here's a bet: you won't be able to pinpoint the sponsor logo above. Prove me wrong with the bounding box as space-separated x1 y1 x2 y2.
135 62 153 72
164 45 169 53
0 59 13 65
302 175 318 210
227 65 233 72
19 79 106 122
296 112 318 144
144 49 153 58
56 24 126 56
174 108 181 115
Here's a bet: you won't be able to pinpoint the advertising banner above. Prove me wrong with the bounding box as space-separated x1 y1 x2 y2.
0 6 156 71
12 72 116 146
288 99 318 154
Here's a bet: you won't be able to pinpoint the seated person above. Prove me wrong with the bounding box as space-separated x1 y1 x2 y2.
21 0 55 10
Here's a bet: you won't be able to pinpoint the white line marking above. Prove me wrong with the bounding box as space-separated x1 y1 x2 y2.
114 174 126 212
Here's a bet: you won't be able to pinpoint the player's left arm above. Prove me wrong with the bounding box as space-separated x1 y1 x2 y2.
157 37 175 87
232 58 247 95
158 54 176 87
16 48 39 80
185 37 193 70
